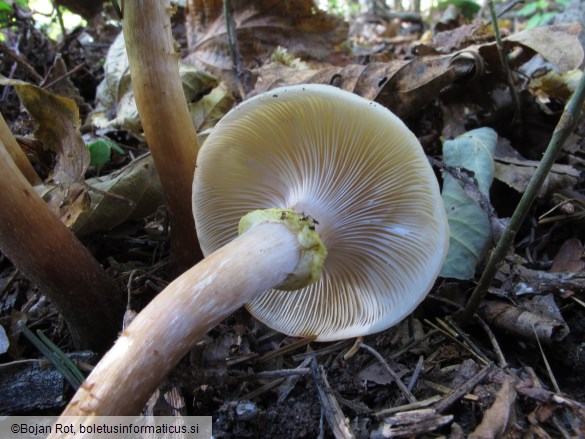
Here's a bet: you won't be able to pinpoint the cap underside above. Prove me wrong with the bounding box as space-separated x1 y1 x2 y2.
193 84 449 341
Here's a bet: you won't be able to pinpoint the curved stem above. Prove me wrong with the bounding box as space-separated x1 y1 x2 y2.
122 0 202 272
0 139 123 351
52 222 301 422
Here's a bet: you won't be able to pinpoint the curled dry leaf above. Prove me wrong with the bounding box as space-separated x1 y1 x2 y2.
528 69 583 110
469 379 516 439
502 23 584 73
419 23 583 74
473 23 583 74
479 298 569 344
0 78 89 185
189 82 235 132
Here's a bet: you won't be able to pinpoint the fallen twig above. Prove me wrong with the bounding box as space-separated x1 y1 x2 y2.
311 356 355 439
375 395 442 419
359 342 417 403
475 316 508 368
434 362 494 414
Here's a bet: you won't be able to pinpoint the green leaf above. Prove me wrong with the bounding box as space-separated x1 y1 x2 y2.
443 127 497 195
517 2 541 17
87 139 111 167
87 138 124 167
0 2 12 13
526 14 544 29
440 127 497 280
538 12 556 26
440 175 491 279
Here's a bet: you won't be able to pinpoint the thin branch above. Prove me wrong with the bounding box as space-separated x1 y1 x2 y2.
375 395 441 419
359 342 417 403
408 355 424 393
434 362 494 413
311 357 356 439
487 0 522 125
475 315 508 368
424 320 489 366
0 40 43 83
532 324 561 394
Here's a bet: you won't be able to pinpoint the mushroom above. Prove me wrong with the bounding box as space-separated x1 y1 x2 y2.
194 84 449 340
53 84 448 421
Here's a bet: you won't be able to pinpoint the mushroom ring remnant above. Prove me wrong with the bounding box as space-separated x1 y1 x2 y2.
193 84 449 341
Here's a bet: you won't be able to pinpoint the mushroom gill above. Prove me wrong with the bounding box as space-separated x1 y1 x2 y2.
193 84 449 341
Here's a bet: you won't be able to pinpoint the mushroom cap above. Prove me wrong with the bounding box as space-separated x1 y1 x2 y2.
193 84 449 341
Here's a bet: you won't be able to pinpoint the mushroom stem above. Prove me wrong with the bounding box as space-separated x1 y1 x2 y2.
53 220 314 421
0 139 123 352
122 0 202 272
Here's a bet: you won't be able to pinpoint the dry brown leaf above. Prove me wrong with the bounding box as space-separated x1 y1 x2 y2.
357 361 408 386
0 76 91 226
35 154 165 236
0 79 89 185
376 52 480 117
494 140 580 196
254 51 479 118
477 23 584 74
469 379 516 439
505 23 584 73
73 155 164 236
528 70 583 115
430 22 496 54
254 61 406 99
183 0 347 81
92 32 219 133
421 24 583 78
550 238 584 273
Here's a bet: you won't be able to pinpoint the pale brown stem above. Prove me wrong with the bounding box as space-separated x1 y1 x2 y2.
54 222 300 422
0 111 42 185
0 139 123 351
122 0 202 272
